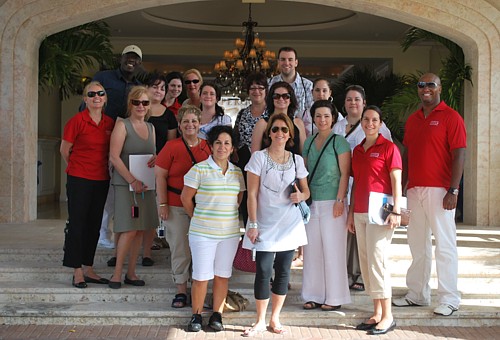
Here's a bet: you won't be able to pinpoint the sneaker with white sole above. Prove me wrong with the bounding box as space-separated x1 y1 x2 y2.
433 304 458 316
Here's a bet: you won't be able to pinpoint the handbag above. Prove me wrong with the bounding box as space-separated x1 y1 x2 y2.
290 155 312 224
381 203 411 226
233 239 256 273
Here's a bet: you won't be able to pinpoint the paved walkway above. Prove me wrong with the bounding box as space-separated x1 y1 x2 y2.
2 324 500 339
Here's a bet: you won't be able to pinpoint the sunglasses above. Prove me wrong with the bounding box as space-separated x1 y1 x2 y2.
87 90 106 97
272 93 291 100
131 99 150 106
184 79 200 85
417 81 439 89
271 126 289 134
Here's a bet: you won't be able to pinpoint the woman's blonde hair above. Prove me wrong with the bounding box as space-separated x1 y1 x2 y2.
183 68 203 85
177 105 202 123
82 81 107 109
126 86 151 119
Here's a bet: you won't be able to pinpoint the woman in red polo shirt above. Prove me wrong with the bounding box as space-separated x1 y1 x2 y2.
347 105 402 335
60 81 115 288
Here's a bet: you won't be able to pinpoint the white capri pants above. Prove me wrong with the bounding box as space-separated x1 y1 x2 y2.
189 234 239 281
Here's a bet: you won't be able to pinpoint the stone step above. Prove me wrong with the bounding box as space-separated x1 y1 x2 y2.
1 300 498 327
1 278 499 306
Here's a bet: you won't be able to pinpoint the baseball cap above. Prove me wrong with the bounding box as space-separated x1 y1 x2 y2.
121 45 142 59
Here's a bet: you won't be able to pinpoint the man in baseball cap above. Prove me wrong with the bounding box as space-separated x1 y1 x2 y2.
122 45 142 60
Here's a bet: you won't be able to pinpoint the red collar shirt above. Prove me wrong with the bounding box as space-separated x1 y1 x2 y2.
403 101 466 189
63 109 114 180
352 134 402 213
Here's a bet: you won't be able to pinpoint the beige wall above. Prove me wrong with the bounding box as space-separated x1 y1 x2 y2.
0 0 498 225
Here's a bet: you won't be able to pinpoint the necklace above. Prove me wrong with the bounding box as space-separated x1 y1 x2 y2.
184 137 199 147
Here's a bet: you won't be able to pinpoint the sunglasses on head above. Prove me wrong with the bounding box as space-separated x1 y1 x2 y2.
184 79 200 85
87 90 105 97
271 126 289 134
272 93 291 100
417 81 439 89
131 99 150 106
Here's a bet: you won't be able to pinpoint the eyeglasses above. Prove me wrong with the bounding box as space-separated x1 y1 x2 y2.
249 86 266 91
271 126 289 134
272 93 291 100
87 90 106 97
131 99 150 106
184 79 200 85
417 81 439 89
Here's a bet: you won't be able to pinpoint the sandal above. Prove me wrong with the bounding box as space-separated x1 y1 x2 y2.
242 326 266 337
321 304 341 311
350 282 365 291
303 301 321 310
171 293 188 308
268 324 288 335
150 243 161 250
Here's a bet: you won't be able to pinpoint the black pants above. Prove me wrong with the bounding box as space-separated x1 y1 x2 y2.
254 250 295 300
63 175 109 268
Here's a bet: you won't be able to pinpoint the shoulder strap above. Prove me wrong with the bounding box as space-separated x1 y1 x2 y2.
331 135 340 172
181 138 198 165
344 120 360 139
307 133 336 185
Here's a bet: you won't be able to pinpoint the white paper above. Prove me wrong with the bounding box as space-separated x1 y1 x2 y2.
129 154 155 191
368 192 407 225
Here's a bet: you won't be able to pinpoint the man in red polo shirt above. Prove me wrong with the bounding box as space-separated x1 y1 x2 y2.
393 73 466 316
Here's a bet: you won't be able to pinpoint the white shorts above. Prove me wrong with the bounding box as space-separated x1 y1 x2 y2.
189 234 239 281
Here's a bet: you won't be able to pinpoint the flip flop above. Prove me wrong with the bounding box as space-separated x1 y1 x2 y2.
242 326 266 337
268 325 288 335
150 243 161 250
303 301 321 310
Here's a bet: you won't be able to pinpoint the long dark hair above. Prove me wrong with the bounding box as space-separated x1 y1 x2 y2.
200 81 225 118
266 81 297 121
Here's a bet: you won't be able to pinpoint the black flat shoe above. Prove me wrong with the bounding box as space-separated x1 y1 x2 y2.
368 320 396 335
124 275 145 286
187 313 202 332
142 257 154 266
107 256 116 267
108 280 121 289
208 312 224 332
84 276 109 284
356 321 378 330
72 276 87 289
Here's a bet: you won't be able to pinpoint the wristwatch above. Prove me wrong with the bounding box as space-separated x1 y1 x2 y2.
448 187 459 195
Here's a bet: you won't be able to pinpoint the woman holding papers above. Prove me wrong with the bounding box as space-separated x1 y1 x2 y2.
108 86 158 289
347 105 402 335
61 81 114 288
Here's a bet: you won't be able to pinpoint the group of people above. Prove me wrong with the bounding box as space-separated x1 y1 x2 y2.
61 44 466 335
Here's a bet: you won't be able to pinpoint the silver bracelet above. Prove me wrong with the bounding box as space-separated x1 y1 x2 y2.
247 222 258 229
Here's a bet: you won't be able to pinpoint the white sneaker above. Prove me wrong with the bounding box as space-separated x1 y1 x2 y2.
98 239 115 249
433 304 458 316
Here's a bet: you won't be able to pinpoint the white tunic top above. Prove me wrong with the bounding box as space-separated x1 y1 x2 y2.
243 150 309 252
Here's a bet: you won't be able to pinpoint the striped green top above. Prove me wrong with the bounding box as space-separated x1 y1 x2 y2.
184 156 245 239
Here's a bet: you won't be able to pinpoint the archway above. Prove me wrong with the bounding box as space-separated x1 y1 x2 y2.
0 0 498 225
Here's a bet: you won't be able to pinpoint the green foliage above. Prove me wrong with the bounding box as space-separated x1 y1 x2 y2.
39 21 115 99
332 66 404 116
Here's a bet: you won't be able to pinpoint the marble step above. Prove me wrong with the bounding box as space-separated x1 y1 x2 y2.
1 300 499 327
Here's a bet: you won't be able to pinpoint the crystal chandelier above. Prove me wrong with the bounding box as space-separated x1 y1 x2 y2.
214 4 276 98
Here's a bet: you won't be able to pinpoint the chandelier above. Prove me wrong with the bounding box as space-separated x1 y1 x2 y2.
214 4 276 98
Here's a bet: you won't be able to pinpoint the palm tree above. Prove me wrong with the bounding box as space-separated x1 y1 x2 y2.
38 21 115 100
400 27 473 111
382 27 473 141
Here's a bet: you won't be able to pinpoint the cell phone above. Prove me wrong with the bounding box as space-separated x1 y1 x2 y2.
131 205 139 218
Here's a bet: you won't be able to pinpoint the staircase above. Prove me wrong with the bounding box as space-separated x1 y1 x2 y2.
0 220 499 327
